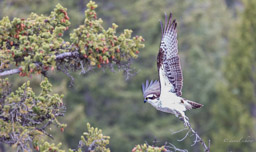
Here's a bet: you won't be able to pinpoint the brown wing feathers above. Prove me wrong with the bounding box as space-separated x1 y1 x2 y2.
187 100 203 109
165 57 183 96
162 13 177 36
158 13 183 96
157 48 164 69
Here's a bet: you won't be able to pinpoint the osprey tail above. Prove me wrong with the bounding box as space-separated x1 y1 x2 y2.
185 100 203 110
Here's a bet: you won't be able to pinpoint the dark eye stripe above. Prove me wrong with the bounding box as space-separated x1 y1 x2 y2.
146 95 157 100
148 96 157 99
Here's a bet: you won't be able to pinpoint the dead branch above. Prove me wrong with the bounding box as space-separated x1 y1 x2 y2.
0 51 80 77
0 68 20 77
176 120 210 152
165 143 188 152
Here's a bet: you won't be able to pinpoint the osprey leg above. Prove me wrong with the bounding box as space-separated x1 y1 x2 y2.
175 110 189 127
180 112 189 127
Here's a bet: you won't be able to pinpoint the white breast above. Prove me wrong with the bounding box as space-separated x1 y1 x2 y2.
159 91 186 113
158 65 187 113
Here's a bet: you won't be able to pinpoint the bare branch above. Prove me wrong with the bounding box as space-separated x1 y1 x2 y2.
171 128 188 135
57 63 75 87
0 68 20 77
0 51 80 77
55 51 79 60
165 143 188 152
176 120 210 152
187 122 210 152
177 130 190 142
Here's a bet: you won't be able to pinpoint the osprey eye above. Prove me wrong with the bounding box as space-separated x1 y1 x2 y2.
148 96 155 100
146 97 148 100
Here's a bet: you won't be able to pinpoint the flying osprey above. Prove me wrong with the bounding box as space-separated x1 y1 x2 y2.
142 13 203 127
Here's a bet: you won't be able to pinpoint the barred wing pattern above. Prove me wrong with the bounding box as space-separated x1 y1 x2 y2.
157 13 183 96
142 80 160 98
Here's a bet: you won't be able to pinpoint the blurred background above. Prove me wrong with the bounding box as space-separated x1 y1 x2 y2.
1 0 256 151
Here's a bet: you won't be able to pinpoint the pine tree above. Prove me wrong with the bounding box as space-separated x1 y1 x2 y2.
211 0 256 151
0 1 144 151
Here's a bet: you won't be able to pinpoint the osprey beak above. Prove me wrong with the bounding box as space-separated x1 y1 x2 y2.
144 100 147 103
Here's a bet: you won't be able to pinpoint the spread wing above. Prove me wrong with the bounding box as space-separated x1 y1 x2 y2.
142 80 160 98
157 13 183 96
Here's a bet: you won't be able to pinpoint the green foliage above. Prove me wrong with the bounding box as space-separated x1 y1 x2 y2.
132 144 166 152
0 78 65 151
0 4 70 75
211 0 256 151
0 0 144 77
32 123 110 152
61 0 231 151
0 1 145 151
70 1 144 67
38 141 65 152
76 123 110 152
1 0 256 151
0 78 10 101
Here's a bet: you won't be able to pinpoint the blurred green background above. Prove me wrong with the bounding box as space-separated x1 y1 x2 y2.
1 0 256 151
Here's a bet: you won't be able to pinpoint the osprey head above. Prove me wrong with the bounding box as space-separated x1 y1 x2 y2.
144 93 159 103
142 80 160 103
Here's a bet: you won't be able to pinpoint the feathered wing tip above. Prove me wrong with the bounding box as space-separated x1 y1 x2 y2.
160 12 177 36
141 80 160 98
160 20 164 35
186 100 203 109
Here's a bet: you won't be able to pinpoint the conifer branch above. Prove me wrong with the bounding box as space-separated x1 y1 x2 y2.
0 51 80 77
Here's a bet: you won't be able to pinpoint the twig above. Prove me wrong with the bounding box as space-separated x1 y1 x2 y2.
88 138 104 151
79 60 86 74
35 128 54 139
165 143 188 152
183 121 210 152
41 121 52 130
57 63 74 87
171 128 188 135
177 130 190 142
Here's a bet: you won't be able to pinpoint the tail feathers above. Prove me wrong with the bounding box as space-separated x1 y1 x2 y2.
186 100 203 110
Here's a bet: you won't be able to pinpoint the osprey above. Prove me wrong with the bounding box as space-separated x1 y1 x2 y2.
142 13 203 127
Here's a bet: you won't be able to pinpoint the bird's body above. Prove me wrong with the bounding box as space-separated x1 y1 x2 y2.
148 81 190 124
159 93 185 114
142 13 203 126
